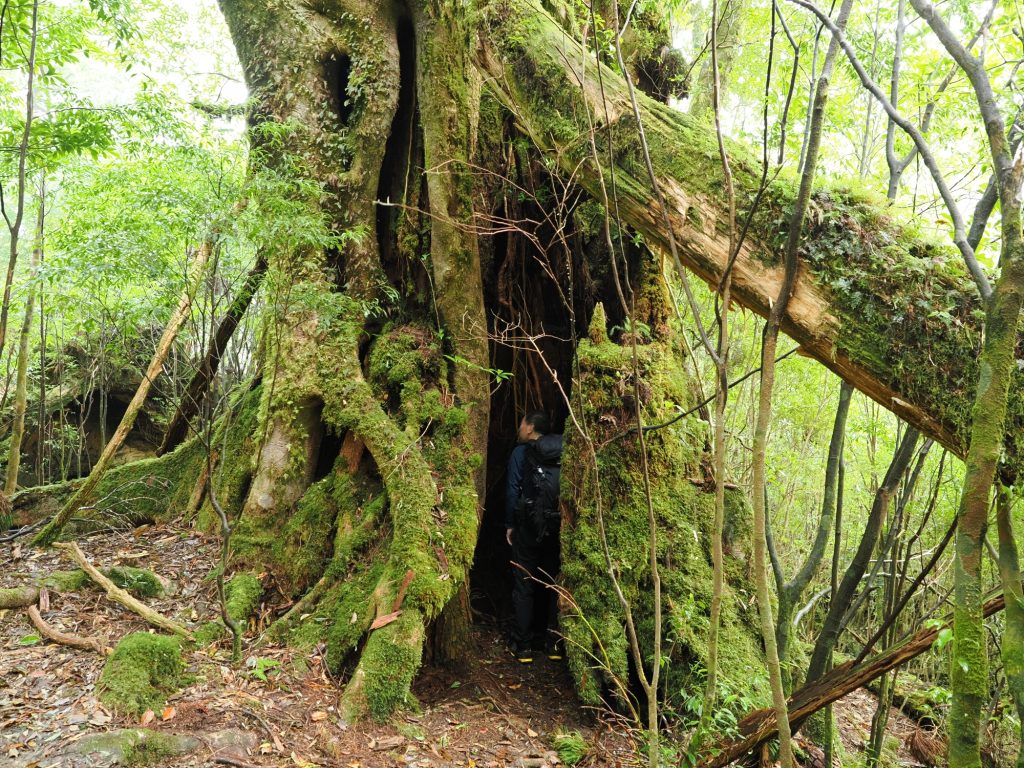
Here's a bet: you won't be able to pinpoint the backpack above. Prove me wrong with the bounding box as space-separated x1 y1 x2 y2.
518 434 563 541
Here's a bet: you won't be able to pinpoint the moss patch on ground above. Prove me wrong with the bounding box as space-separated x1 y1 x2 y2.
105 566 165 598
98 632 185 715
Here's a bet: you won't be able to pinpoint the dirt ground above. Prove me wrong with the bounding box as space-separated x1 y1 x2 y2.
0 522 635 767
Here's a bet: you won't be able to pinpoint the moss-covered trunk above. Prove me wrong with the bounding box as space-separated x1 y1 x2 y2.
209 0 488 720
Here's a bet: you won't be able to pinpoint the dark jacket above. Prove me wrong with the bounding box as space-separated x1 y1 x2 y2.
505 434 563 530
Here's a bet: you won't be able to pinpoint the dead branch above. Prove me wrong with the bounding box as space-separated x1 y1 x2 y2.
27 604 111 654
54 542 193 640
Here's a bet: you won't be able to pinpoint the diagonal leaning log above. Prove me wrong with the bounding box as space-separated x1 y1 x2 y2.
477 0 1024 477
696 590 1006 767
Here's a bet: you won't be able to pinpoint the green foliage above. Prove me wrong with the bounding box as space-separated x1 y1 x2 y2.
552 731 589 765
247 656 280 682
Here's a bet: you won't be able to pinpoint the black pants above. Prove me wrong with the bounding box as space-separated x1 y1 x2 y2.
510 525 560 648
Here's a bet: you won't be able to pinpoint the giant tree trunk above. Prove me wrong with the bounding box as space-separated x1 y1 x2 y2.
24 0 1024 727
213 0 489 720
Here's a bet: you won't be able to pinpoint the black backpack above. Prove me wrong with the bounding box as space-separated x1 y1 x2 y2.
518 434 563 541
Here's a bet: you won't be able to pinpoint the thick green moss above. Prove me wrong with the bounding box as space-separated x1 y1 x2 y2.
98 633 185 715
225 573 262 625
193 620 226 647
358 610 424 721
105 567 164 599
561 277 764 718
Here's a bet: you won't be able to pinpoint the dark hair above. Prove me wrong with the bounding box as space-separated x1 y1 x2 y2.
522 410 549 435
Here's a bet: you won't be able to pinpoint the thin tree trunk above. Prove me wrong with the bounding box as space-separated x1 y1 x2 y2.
5 182 44 494
157 253 266 455
996 487 1024 768
805 426 920 684
775 379 852 690
33 241 213 545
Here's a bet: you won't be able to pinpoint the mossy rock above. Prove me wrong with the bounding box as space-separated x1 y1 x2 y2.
98 633 185 716
105 567 166 599
40 567 166 598
40 569 89 592
70 728 201 766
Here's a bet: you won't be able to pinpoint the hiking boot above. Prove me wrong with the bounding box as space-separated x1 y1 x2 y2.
545 639 565 661
509 641 533 664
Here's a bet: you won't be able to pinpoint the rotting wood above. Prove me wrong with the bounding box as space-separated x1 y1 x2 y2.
54 542 193 640
27 604 111 654
477 0 1024 472
698 589 1008 767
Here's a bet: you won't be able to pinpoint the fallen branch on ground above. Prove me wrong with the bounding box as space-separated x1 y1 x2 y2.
54 542 193 640
698 589 1007 767
27 604 111 655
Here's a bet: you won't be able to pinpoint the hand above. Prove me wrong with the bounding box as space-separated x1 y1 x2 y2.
506 528 514 547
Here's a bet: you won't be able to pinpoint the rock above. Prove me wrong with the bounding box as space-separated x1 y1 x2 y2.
69 728 201 766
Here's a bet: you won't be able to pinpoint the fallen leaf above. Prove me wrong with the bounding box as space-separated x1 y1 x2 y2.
161 706 176 721
311 711 328 721
370 611 401 630
527 728 538 738
140 710 155 725
508 683 522 690
259 742 273 755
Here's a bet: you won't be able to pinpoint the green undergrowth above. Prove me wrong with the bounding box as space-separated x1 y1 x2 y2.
561 294 764 722
98 632 185 715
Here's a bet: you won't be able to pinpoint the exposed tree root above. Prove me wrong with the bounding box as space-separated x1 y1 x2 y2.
27 604 111 655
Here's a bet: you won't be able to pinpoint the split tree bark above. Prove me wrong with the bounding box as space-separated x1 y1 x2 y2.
477 0 1024 472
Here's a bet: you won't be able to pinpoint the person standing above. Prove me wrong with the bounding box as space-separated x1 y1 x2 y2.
505 411 563 663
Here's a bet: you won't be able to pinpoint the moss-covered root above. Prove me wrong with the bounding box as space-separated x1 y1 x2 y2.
338 609 425 723
194 572 262 648
0 585 39 608
98 632 185 715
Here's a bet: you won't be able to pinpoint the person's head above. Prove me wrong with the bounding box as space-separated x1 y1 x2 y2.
518 410 549 442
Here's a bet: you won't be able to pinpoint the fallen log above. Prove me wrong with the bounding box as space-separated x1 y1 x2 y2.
479 0 1024 478
27 604 111 655
0 584 38 608
54 542 193 640
698 590 1006 767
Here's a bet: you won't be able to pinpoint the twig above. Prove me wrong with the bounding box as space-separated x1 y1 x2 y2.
27 604 111 655
212 757 259 768
54 542 193 639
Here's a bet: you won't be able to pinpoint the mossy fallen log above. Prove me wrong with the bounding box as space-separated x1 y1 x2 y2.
479 0 1024 477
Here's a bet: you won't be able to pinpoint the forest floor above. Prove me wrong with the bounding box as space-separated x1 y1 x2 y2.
0 522 633 767
0 521 931 768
